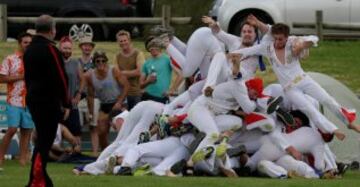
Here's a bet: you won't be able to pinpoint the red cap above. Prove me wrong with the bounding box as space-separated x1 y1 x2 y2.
245 78 264 97
60 36 73 44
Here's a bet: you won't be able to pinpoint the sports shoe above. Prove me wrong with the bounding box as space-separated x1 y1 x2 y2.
336 162 350 176
138 131 151 144
158 115 170 139
191 146 215 163
341 108 356 124
133 164 152 176
170 159 187 175
276 108 295 126
116 166 132 176
187 132 206 154
105 156 117 175
149 25 175 39
266 96 283 114
72 165 85 175
215 138 229 158
226 144 247 157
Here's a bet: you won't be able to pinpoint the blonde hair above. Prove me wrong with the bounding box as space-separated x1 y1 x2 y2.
116 30 131 40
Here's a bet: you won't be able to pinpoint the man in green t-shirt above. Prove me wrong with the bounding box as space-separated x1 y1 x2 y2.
140 37 173 104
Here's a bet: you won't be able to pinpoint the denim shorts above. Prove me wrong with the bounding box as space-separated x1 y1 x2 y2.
7 105 35 129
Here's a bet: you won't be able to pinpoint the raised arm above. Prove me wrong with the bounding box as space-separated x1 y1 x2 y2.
231 81 256 114
202 15 240 51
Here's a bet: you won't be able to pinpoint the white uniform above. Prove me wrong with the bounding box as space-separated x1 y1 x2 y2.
246 127 326 172
167 27 223 78
233 32 348 133
214 30 259 80
83 101 164 175
257 155 319 179
121 134 195 176
188 80 256 156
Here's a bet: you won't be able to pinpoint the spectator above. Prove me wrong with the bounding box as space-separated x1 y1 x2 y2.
59 36 85 151
85 51 129 150
114 30 145 110
0 32 34 168
77 36 99 157
78 36 95 72
140 37 181 104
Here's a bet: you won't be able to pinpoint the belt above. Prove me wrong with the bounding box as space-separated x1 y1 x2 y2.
284 74 307 91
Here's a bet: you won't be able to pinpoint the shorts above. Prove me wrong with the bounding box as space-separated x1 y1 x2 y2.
100 103 116 114
62 108 82 136
7 105 35 129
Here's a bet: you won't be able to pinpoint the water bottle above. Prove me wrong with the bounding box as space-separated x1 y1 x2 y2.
150 65 157 80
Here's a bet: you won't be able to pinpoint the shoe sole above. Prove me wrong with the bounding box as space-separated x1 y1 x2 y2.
105 156 117 175
188 132 206 154
170 159 187 174
277 109 295 125
267 96 283 114
226 145 247 157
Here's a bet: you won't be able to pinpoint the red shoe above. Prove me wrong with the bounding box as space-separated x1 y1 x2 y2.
341 108 356 124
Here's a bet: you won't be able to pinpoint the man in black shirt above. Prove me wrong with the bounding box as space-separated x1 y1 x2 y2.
24 15 70 187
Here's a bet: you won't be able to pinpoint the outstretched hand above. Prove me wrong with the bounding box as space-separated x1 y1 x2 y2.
246 14 259 27
202 16 216 26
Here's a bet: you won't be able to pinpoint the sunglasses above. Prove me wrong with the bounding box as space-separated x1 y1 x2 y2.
95 59 107 63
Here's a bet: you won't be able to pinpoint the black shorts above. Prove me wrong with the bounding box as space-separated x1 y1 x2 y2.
100 103 116 114
62 108 82 136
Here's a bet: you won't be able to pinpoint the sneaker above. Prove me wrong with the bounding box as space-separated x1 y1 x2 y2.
170 159 187 175
72 165 85 175
226 144 247 157
116 166 132 176
105 156 117 175
192 146 215 163
138 131 151 144
267 96 283 114
336 162 350 176
215 141 228 158
149 25 175 39
133 164 152 176
157 115 170 139
188 132 206 154
341 108 356 124
276 108 295 126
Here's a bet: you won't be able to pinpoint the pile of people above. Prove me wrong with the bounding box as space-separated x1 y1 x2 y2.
71 15 359 179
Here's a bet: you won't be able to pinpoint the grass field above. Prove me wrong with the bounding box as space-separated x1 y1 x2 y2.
1 40 360 94
0 160 360 187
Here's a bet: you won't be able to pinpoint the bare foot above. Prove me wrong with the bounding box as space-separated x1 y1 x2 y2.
165 170 178 177
219 166 238 178
334 130 346 141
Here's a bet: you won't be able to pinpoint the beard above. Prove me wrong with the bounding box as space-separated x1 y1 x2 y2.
62 52 72 60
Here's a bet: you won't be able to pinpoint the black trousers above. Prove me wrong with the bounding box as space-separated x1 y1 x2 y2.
26 101 62 187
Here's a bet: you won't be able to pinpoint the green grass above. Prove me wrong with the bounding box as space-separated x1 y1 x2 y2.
0 160 360 187
1 40 360 94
